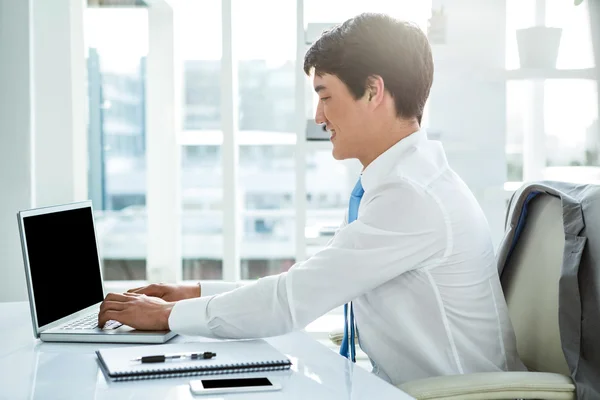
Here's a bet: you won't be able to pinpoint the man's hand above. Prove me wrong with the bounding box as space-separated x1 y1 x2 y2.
98 292 175 331
126 283 201 302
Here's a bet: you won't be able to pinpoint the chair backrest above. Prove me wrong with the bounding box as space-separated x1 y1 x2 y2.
500 193 570 375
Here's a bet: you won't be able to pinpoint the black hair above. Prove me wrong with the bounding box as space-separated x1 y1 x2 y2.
304 13 434 123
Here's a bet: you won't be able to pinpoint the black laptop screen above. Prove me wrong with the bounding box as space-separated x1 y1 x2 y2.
23 206 105 327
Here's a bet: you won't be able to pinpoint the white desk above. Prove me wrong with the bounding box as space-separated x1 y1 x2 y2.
0 302 413 399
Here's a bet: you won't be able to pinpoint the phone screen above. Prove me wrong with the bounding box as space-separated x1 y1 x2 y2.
201 377 273 389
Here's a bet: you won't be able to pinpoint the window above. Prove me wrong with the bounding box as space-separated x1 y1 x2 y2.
505 0 597 184
181 145 224 279
179 0 222 131
177 0 224 279
85 7 149 280
305 149 359 257
234 0 297 279
547 1 595 70
545 79 598 179
184 61 221 130
505 0 594 70
505 0 536 70
240 145 296 276
86 0 597 286
178 0 222 129
506 81 527 182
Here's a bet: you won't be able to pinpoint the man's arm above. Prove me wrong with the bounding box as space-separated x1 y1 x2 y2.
169 181 447 338
198 216 347 297
200 281 245 297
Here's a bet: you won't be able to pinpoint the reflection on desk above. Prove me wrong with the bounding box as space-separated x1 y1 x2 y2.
0 302 414 399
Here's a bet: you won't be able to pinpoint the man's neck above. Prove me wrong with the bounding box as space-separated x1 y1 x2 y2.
359 119 420 168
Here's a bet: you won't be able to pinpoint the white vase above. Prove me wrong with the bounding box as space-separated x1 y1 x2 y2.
516 26 563 69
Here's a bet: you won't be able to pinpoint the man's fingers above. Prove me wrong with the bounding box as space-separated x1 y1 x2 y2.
127 285 159 297
98 309 123 328
123 291 142 297
99 300 127 313
104 292 137 302
98 300 128 327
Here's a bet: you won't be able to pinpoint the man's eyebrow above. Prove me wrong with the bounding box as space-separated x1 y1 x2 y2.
314 85 327 93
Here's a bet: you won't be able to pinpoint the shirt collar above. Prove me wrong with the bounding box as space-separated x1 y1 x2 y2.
360 128 427 193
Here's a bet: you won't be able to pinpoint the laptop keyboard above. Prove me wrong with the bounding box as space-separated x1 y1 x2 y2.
62 313 122 330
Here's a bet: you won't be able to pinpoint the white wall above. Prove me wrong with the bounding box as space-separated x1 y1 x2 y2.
428 0 508 247
0 0 34 302
32 0 87 207
0 0 87 302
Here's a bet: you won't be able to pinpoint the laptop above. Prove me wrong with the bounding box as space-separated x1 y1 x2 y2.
16 200 177 344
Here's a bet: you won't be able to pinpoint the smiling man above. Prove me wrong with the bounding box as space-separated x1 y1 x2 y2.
98 13 525 385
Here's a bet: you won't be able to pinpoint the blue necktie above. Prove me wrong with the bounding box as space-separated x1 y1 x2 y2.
340 177 364 363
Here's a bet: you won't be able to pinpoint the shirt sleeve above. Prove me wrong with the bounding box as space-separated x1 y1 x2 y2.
168 180 448 338
199 281 244 297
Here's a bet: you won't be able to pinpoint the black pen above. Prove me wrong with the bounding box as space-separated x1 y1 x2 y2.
132 351 216 363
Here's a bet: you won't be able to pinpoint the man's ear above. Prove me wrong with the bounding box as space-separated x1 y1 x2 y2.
365 75 384 104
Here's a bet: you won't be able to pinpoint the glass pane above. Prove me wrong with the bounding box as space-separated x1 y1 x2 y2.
178 0 222 130
177 0 223 279
181 145 224 279
505 0 536 70
239 145 296 279
306 150 360 257
546 1 595 69
234 0 296 279
544 80 598 180
506 81 527 181
506 0 594 70
235 0 295 132
85 8 148 280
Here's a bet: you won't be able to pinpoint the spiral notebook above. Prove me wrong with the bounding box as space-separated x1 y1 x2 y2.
96 339 292 382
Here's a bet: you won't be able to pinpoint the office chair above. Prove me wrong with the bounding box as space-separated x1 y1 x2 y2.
330 192 576 399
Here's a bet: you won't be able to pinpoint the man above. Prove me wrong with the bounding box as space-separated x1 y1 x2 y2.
98 13 524 385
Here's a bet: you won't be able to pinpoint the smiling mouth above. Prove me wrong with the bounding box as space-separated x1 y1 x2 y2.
329 130 336 140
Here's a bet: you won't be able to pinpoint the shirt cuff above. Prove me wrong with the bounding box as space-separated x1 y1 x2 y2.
168 296 215 337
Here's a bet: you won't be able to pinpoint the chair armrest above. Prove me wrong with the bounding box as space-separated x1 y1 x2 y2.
398 371 575 400
328 328 360 346
329 328 344 346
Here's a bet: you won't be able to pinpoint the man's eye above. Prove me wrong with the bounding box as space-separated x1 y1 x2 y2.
320 97 331 102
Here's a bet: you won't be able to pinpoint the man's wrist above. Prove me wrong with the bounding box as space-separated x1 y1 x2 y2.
181 283 201 300
164 301 176 330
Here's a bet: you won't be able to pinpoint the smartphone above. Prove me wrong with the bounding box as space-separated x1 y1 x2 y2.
189 376 282 395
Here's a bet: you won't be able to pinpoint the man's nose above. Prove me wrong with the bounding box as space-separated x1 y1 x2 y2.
315 102 326 125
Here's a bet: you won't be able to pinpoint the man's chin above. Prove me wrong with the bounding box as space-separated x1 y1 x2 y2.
331 147 348 161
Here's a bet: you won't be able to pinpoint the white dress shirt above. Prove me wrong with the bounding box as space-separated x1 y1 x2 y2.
169 129 525 385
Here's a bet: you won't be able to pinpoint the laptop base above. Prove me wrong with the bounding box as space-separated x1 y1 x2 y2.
40 329 177 344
